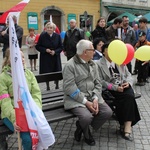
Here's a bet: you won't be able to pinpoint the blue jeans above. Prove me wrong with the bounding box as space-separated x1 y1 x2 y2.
3 118 32 150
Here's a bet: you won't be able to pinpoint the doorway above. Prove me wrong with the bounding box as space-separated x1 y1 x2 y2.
41 6 65 32
44 10 61 31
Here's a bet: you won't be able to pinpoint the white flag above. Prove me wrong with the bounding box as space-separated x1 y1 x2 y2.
9 16 55 150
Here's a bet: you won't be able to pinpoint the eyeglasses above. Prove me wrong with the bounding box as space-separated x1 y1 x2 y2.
86 49 95 52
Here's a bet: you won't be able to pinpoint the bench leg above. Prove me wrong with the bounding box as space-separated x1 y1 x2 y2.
0 135 8 150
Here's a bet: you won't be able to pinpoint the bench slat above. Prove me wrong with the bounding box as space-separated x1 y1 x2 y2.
42 101 64 111
42 96 64 104
42 91 64 100
42 89 63 96
44 108 75 123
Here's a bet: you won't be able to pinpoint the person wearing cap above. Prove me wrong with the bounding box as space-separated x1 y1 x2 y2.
133 17 150 75
134 31 150 86
96 43 141 141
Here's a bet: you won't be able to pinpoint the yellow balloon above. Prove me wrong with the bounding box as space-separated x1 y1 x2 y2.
134 45 150 61
108 40 127 65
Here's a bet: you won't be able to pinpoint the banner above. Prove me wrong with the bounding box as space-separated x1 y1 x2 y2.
9 16 55 150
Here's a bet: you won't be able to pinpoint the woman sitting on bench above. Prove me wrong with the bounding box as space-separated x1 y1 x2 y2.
96 43 141 141
0 49 42 150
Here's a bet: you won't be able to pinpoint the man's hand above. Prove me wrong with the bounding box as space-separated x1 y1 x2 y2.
85 101 96 114
85 99 99 115
117 86 124 92
1 31 6 36
93 99 99 115
121 82 129 89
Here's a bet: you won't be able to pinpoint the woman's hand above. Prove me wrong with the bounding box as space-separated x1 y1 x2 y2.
14 122 21 132
117 86 124 92
50 50 55 56
46 49 51 53
121 82 129 89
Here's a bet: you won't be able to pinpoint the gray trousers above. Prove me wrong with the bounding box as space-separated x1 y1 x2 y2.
71 102 112 139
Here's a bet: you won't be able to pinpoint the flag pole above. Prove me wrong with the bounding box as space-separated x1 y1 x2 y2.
17 132 22 150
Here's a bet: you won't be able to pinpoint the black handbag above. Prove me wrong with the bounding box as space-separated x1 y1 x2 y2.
102 90 115 101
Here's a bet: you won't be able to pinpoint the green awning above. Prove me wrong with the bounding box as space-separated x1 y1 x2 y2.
107 12 137 26
106 6 149 14
143 12 150 22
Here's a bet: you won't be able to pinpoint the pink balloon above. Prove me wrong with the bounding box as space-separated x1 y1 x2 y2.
123 44 134 65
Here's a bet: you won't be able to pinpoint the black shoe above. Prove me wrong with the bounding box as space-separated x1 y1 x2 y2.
84 129 95 146
122 132 133 141
74 121 82 142
84 136 95 146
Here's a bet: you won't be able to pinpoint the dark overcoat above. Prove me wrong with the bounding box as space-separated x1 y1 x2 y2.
36 32 63 74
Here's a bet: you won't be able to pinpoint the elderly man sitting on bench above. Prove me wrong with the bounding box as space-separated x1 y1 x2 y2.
62 39 112 146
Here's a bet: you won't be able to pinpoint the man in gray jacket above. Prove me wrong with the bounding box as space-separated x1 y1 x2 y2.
63 39 112 146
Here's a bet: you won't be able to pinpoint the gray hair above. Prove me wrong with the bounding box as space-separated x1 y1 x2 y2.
45 22 56 30
76 40 93 55
70 19 76 23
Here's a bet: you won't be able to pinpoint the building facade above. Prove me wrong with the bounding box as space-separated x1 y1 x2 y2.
101 0 150 22
0 0 101 44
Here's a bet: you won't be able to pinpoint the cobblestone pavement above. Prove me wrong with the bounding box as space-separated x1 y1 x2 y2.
0 46 150 150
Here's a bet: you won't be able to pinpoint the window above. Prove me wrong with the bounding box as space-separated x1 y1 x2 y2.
80 15 93 32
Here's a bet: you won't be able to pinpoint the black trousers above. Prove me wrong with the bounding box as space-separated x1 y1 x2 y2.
137 61 149 82
109 87 141 126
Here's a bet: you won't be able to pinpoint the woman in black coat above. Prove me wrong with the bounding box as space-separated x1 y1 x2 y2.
91 17 107 41
96 43 141 141
36 22 63 90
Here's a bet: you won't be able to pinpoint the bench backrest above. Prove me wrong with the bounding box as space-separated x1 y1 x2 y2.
35 71 63 83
